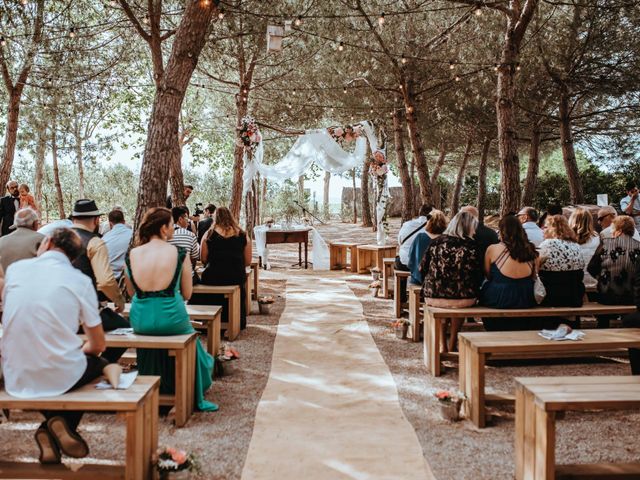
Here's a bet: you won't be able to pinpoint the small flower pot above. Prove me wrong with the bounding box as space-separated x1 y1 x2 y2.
394 323 408 340
438 399 462 422
258 302 272 315
159 470 191 480
371 270 381 281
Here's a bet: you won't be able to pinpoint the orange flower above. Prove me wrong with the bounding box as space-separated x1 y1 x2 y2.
435 390 451 400
171 450 187 464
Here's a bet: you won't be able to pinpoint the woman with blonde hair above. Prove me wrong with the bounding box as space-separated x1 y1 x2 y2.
407 210 448 285
538 214 585 308
569 208 600 288
198 207 252 329
125 207 217 411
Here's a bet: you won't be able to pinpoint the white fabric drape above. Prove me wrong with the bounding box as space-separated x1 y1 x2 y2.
253 225 330 271
243 121 378 194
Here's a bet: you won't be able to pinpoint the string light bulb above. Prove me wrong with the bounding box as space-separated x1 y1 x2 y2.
493 63 499 71
455 75 460 82
401 56 407 65
516 63 521 71
292 88 297 95
143 15 149 24
0 37 6 47
474 7 482 16
69 27 76 38
217 8 225 19
338 41 344 51
378 12 385 26
449 61 455 70
295 16 302 26
343 87 347 94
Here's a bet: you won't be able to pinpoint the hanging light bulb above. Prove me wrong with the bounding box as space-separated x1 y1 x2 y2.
449 61 455 70
0 37 6 47
370 108 374 114
331 107 335 113
516 63 521 71
474 7 482 16
217 8 225 19
378 12 385 26
343 87 347 94
338 41 344 51
493 63 499 71
295 15 302 26
455 75 461 82
69 27 76 38
143 15 149 24
292 88 297 95
401 56 407 65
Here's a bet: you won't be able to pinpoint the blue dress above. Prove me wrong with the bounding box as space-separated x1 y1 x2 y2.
408 232 433 285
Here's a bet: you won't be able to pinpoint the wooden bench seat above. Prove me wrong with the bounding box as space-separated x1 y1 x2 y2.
81 332 198 427
424 303 637 378
381 257 395 299
356 244 397 274
329 242 360 272
515 376 640 479
115 303 222 357
458 328 640 428
393 270 411 318
192 284 241 341
0 376 160 479
407 285 422 341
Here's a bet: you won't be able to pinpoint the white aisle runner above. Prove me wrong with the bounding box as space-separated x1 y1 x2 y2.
241 275 435 480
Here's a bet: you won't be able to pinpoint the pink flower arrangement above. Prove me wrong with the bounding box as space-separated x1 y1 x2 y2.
238 116 262 151
369 149 388 177
156 446 198 473
328 123 363 145
434 390 464 404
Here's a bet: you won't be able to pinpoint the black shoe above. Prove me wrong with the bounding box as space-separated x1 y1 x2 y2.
35 426 61 464
47 416 89 458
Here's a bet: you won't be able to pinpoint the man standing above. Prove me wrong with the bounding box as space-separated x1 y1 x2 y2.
0 208 44 271
1 228 107 464
170 206 200 268
621 180 640 233
166 184 194 209
102 208 133 280
517 206 544 247
197 203 216 243
0 180 20 236
598 205 640 241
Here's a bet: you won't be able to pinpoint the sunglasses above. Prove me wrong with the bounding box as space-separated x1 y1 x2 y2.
597 214 613 222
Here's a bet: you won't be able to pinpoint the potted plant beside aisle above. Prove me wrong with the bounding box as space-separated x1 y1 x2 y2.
156 447 198 479
433 390 464 421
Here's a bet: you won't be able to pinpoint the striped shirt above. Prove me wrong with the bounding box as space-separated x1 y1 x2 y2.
169 226 200 262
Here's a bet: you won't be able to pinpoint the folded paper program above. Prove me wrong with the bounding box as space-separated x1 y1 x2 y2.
96 370 138 390
538 324 585 341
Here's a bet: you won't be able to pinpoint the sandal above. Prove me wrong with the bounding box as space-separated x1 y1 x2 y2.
47 416 89 458
35 426 61 464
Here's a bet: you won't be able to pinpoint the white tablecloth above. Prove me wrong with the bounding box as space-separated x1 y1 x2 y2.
254 225 329 270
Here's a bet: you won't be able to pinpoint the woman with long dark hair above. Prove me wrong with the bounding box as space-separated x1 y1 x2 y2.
480 215 539 330
198 206 252 329
124 207 217 411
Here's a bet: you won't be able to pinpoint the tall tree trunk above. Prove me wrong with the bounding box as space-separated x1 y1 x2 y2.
74 133 85 199
0 96 22 189
559 87 584 204
402 80 432 205
351 168 357 224
50 111 65 220
521 122 542 207
133 1 216 230
393 109 414 222
323 171 331 220
34 123 47 209
430 143 447 192
495 1 538 216
477 137 492 224
361 152 373 227
229 96 248 218
170 147 186 206
451 136 473 216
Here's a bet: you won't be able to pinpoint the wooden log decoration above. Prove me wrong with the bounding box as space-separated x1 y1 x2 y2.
266 25 284 53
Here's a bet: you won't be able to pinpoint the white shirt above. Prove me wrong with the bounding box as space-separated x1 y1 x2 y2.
578 234 601 288
1 251 101 398
37 219 73 237
601 225 640 242
169 226 200 262
620 195 640 229
102 223 133 279
397 216 427 266
522 221 544 247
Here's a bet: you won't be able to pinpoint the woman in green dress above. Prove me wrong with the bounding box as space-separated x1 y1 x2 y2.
124 207 217 412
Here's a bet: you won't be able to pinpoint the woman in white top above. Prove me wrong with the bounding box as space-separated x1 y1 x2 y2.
569 208 600 289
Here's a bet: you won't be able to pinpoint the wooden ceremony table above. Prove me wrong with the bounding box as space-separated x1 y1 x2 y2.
258 227 312 269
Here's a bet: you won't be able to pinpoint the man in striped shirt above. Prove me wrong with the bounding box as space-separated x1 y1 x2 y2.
170 207 200 271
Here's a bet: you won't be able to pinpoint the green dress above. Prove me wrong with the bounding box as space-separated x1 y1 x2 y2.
126 246 218 412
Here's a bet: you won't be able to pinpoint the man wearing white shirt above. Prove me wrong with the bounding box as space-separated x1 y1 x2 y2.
620 181 640 232
517 206 544 247
396 205 432 301
598 205 640 241
1 228 108 464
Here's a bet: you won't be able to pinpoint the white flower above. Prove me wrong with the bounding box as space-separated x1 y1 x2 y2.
158 458 179 470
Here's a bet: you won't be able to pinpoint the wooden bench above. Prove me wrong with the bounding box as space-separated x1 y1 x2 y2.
250 260 259 300
515 376 640 480
458 328 640 428
83 332 198 427
192 284 241 341
356 244 397 274
329 242 360 272
424 303 637 378
115 303 222 357
393 270 411 318
407 285 422 341
0 376 160 479
381 257 395 299
245 266 253 313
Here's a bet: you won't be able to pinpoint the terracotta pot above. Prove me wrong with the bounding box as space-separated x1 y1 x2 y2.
394 323 408 340
258 302 272 315
438 399 462 421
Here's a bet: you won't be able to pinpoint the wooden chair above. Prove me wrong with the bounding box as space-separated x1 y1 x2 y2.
192 284 242 341
423 303 637 378
458 327 640 428
515 376 640 480
0 376 160 479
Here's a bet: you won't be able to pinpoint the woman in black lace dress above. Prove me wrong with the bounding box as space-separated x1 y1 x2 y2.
197 207 252 330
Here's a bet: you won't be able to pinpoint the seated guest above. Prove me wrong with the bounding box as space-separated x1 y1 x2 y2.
1 228 110 464
621 259 640 374
408 210 447 286
480 215 539 331
420 211 480 352
0 207 44 272
124 208 217 411
197 203 217 243
199 207 252 330
396 204 432 301
569 207 600 289
99 205 125 235
460 205 499 260
598 205 640 241
170 206 200 270
588 216 640 328
102 208 133 280
538 204 563 229
517 206 544 246
38 217 73 237
539 215 585 308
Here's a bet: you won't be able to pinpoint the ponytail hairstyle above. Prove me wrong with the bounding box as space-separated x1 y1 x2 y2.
137 207 172 245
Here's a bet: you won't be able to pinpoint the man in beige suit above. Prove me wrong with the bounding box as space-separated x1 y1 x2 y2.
0 208 44 272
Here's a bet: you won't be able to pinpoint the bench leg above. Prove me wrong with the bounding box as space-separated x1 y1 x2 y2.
252 264 259 300
408 291 421 342
227 291 241 341
423 310 442 376
394 275 402 318
469 352 486 428
142 384 158 480
515 384 526 480
173 342 194 428
125 403 145 480
459 339 469 416
382 264 390 299
245 275 252 313
534 406 555 480
349 246 358 272
212 311 221 357
523 388 537 480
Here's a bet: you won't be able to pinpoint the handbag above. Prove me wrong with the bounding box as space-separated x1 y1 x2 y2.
533 275 546 304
